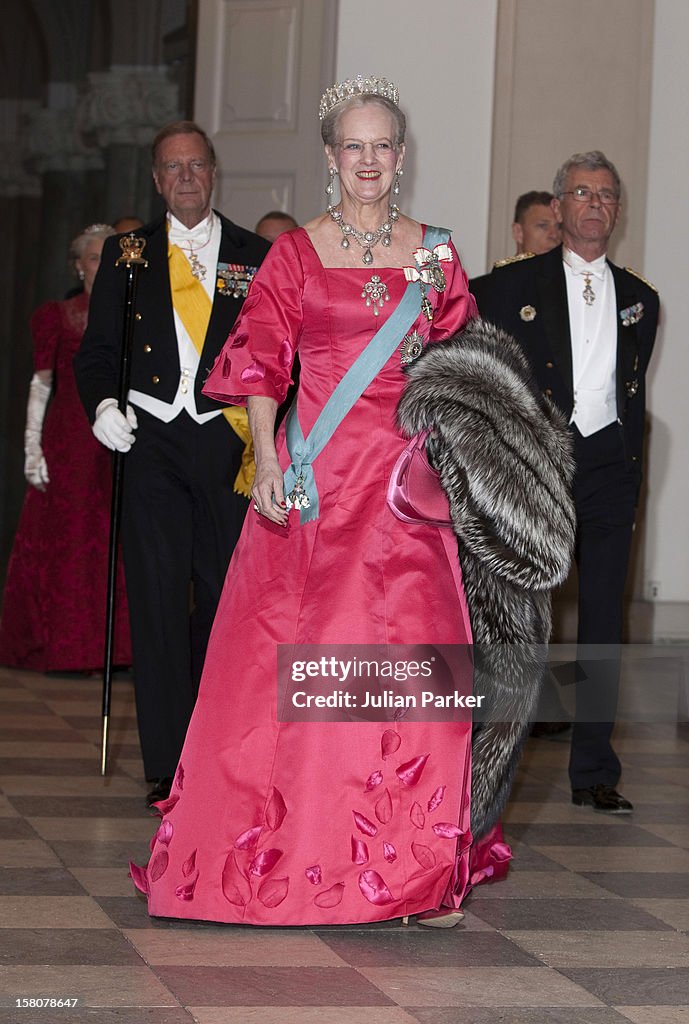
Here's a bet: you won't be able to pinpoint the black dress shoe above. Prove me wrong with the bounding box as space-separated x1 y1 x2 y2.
146 777 173 807
572 784 633 814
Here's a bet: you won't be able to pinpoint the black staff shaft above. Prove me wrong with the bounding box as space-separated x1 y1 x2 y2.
101 246 146 775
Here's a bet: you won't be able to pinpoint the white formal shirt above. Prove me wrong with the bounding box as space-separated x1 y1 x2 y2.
562 247 617 437
129 211 223 424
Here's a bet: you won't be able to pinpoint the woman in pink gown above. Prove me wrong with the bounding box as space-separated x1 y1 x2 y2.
132 77 510 926
0 225 131 672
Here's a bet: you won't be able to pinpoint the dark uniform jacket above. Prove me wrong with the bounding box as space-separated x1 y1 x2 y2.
75 211 270 420
470 244 659 469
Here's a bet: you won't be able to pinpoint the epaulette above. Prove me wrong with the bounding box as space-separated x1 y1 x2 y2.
493 252 536 269
624 267 658 293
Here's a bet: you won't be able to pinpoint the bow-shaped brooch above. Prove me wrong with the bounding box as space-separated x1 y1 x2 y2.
403 243 453 321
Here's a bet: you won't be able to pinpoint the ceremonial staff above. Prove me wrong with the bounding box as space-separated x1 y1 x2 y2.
101 233 148 775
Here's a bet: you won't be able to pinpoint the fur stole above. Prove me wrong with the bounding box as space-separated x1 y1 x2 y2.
397 317 576 838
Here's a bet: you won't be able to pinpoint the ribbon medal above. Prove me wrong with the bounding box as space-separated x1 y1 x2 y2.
404 243 453 322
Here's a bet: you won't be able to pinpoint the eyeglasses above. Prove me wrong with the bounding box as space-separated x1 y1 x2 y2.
560 186 619 205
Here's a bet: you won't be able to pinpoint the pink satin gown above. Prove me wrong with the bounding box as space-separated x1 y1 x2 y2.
131 229 510 924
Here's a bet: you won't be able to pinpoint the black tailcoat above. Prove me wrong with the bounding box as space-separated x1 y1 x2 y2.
76 212 270 418
470 243 659 789
470 244 658 469
74 212 270 781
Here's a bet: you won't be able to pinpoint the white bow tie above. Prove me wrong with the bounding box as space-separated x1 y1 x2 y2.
563 248 607 280
168 214 214 246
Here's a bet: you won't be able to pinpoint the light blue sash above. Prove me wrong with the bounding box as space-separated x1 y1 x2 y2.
284 225 450 524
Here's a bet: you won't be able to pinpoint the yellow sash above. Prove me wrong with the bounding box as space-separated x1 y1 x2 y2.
168 241 255 497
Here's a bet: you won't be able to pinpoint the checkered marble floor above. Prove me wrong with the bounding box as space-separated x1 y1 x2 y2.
1 665 689 1023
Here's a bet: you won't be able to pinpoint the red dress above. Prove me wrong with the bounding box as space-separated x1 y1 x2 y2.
0 294 131 672
131 230 510 924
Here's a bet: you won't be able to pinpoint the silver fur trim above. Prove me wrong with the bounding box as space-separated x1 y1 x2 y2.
397 317 576 838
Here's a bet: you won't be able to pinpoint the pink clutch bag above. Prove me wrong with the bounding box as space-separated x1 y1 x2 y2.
387 431 453 528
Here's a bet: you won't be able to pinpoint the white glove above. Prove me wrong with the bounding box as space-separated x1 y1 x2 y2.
93 398 138 452
24 372 52 490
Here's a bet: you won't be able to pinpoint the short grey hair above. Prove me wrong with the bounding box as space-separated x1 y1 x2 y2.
553 151 621 201
320 94 406 149
70 223 116 260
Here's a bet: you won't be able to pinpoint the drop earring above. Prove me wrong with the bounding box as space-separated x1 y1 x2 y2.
325 167 337 197
78 269 85 281
393 168 403 196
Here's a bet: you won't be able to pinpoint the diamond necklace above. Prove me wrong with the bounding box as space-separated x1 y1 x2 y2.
327 203 400 265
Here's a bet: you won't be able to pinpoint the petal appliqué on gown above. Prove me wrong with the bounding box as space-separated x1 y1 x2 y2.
353 811 378 837
222 851 252 907
383 842 397 863
375 788 393 824
258 876 289 908
182 850 197 877
176 876 198 901
351 837 369 865
155 820 173 846
240 358 266 384
305 865 322 886
432 822 463 839
234 825 263 850
396 754 430 787
381 730 401 759
358 870 395 905
129 861 149 895
265 787 287 831
410 802 425 829
365 770 383 791
249 848 283 876
411 843 437 870
149 850 169 882
314 883 345 908
427 785 446 812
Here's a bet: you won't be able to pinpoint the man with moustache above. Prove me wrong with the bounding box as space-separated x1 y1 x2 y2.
75 120 269 805
473 151 659 813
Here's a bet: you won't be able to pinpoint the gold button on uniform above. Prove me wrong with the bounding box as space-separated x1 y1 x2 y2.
545 361 554 369
135 313 142 321
144 344 152 353
544 388 553 397
152 376 160 384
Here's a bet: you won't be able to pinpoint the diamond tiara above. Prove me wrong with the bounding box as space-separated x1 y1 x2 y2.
318 75 400 121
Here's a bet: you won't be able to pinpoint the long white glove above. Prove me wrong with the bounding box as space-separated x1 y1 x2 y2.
24 372 52 490
93 398 138 452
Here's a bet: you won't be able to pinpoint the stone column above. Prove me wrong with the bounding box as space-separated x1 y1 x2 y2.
78 65 180 224
24 86 105 303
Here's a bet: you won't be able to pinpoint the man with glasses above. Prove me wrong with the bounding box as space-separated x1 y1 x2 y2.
474 151 659 814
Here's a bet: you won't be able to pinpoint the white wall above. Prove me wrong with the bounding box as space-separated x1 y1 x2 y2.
333 0 688 635
335 0 497 277
643 0 689 623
